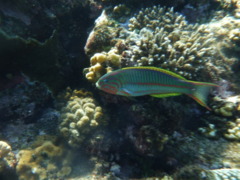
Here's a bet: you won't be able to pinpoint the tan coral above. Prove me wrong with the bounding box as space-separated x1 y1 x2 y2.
58 88 107 148
224 118 240 140
0 141 16 175
213 95 239 117
0 141 11 158
16 140 72 180
198 124 218 138
215 0 240 17
84 50 120 82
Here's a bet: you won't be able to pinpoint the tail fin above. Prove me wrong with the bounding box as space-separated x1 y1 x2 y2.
187 81 219 111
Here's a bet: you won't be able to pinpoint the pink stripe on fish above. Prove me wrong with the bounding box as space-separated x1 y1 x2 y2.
132 82 192 89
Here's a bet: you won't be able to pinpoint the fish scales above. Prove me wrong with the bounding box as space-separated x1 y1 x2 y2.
96 66 218 110
122 69 192 96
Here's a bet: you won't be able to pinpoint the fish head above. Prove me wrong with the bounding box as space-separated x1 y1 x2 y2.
96 74 121 95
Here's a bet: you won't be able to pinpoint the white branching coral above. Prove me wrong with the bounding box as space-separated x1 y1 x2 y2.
85 5 238 83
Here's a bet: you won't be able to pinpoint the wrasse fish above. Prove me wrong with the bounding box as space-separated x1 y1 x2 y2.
96 67 218 110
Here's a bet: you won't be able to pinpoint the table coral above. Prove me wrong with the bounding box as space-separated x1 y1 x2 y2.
58 88 107 148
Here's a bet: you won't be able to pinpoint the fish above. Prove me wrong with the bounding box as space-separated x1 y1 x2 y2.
96 66 219 110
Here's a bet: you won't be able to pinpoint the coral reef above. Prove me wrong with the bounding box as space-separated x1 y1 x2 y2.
0 26 65 92
199 95 240 140
58 88 107 148
175 167 240 180
0 81 53 124
84 50 121 82
16 137 72 180
84 11 122 56
224 118 240 140
0 0 100 92
212 95 239 117
1 1 240 180
36 109 60 135
0 141 11 158
216 0 240 17
84 5 238 84
0 141 17 180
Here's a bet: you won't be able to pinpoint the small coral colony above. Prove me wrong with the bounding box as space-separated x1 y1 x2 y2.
1 0 240 179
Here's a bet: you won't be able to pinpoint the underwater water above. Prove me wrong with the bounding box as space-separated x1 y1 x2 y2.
0 0 240 180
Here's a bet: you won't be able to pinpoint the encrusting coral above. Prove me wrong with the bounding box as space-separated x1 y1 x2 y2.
16 137 72 180
58 87 107 148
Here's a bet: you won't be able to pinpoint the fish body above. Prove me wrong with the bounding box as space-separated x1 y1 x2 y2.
96 66 218 110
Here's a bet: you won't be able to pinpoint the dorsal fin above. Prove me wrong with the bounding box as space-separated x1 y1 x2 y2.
122 66 187 80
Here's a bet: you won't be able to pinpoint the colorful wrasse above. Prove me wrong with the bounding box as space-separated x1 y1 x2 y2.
96 66 218 110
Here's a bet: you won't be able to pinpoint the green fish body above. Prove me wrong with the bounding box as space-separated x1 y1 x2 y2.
96 66 218 110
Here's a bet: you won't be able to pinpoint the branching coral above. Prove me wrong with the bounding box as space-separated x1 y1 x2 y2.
58 88 107 148
122 6 238 82
215 0 240 17
85 5 238 83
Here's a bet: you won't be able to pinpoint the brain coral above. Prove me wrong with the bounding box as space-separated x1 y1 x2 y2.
58 88 107 148
84 5 238 83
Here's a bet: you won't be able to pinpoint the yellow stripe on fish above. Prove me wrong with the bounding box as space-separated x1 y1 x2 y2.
96 66 219 110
